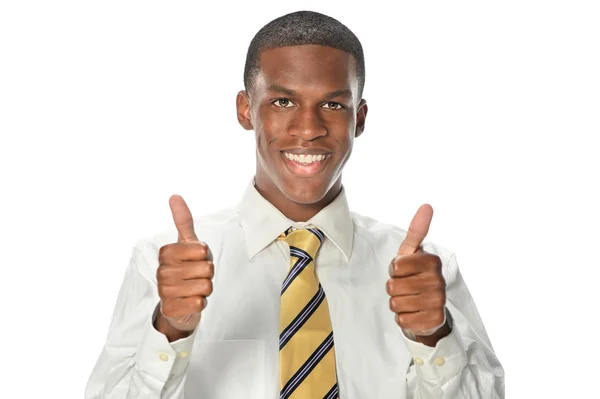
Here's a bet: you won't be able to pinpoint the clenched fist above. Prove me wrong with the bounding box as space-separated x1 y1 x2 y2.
386 204 450 346
154 194 215 342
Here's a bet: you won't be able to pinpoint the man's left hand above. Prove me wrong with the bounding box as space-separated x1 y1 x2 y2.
386 204 450 346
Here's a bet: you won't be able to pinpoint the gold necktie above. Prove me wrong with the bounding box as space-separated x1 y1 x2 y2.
277 227 338 399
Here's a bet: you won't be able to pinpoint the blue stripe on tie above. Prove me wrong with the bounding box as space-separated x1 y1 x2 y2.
289 246 312 261
308 228 324 242
279 284 325 349
281 256 310 295
323 383 338 399
280 332 334 399
281 246 313 295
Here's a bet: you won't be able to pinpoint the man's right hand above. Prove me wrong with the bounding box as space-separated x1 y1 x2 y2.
154 194 214 342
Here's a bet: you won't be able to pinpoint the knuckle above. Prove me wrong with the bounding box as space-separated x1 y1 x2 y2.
197 243 209 259
158 244 172 261
426 275 445 291
202 279 214 296
395 313 406 326
432 311 445 326
207 260 215 276
159 243 184 263
386 279 395 295
389 257 400 275
161 301 174 316
420 252 434 264
431 294 445 308
192 297 204 312
429 255 442 271
389 296 396 311
156 265 170 281
157 284 173 299
157 284 166 298
434 277 446 290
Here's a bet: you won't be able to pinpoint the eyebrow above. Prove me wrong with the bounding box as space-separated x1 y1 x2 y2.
267 84 353 100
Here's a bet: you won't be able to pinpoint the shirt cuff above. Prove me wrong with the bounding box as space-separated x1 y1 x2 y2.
401 311 468 383
134 303 196 382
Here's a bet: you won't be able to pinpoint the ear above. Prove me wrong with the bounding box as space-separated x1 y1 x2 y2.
355 99 368 138
236 90 253 130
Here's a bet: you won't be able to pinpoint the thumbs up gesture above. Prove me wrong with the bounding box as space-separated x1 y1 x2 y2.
386 204 450 345
154 195 214 341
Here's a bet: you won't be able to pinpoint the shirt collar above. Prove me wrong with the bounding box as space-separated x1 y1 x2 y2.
236 177 354 262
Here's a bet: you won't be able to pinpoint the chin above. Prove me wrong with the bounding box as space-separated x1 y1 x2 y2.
279 178 331 205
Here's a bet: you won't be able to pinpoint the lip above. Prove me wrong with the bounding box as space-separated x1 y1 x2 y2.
280 151 331 177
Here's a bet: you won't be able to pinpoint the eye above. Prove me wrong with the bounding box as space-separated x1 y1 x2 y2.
272 98 295 108
323 101 344 110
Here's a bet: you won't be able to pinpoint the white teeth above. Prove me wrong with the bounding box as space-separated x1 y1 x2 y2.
283 152 328 164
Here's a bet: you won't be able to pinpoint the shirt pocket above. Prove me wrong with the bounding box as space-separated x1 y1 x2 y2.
184 339 266 399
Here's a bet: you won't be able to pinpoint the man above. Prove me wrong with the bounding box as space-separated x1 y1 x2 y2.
86 10 504 399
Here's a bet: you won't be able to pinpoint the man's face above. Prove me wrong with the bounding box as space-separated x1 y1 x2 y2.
237 44 367 207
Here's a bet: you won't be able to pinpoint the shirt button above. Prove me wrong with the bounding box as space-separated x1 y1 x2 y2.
159 353 169 362
414 357 424 366
434 356 446 366
178 351 189 359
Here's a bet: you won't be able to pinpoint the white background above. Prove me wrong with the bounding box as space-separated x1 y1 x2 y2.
1 1 598 397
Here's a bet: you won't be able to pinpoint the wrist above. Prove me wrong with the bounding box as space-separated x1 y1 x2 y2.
154 311 193 342
403 307 453 347
414 320 451 347
153 305 194 342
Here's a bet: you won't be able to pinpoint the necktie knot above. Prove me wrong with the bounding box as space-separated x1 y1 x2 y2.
279 227 325 262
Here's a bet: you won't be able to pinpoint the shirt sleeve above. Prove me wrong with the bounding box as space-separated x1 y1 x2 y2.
85 240 196 399
403 254 505 399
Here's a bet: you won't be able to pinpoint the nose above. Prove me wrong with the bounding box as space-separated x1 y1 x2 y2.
288 106 327 140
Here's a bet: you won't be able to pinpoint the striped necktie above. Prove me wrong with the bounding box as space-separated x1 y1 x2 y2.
277 227 339 399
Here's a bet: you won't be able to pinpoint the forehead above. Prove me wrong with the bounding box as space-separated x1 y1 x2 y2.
255 44 357 93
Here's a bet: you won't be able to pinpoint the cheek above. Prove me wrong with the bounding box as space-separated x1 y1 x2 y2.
326 114 355 144
256 109 289 144
262 111 288 137
333 127 355 154
254 110 281 159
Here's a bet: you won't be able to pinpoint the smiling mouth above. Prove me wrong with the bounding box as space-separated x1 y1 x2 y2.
280 151 332 176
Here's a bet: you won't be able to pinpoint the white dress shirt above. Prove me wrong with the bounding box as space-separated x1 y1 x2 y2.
86 178 505 398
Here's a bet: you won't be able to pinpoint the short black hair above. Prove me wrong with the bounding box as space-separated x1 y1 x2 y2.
243 10 365 98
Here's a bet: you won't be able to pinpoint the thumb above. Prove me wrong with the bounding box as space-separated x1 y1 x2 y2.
169 194 199 243
398 204 434 256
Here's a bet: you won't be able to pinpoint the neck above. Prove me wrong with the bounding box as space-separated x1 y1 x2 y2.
254 176 342 222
